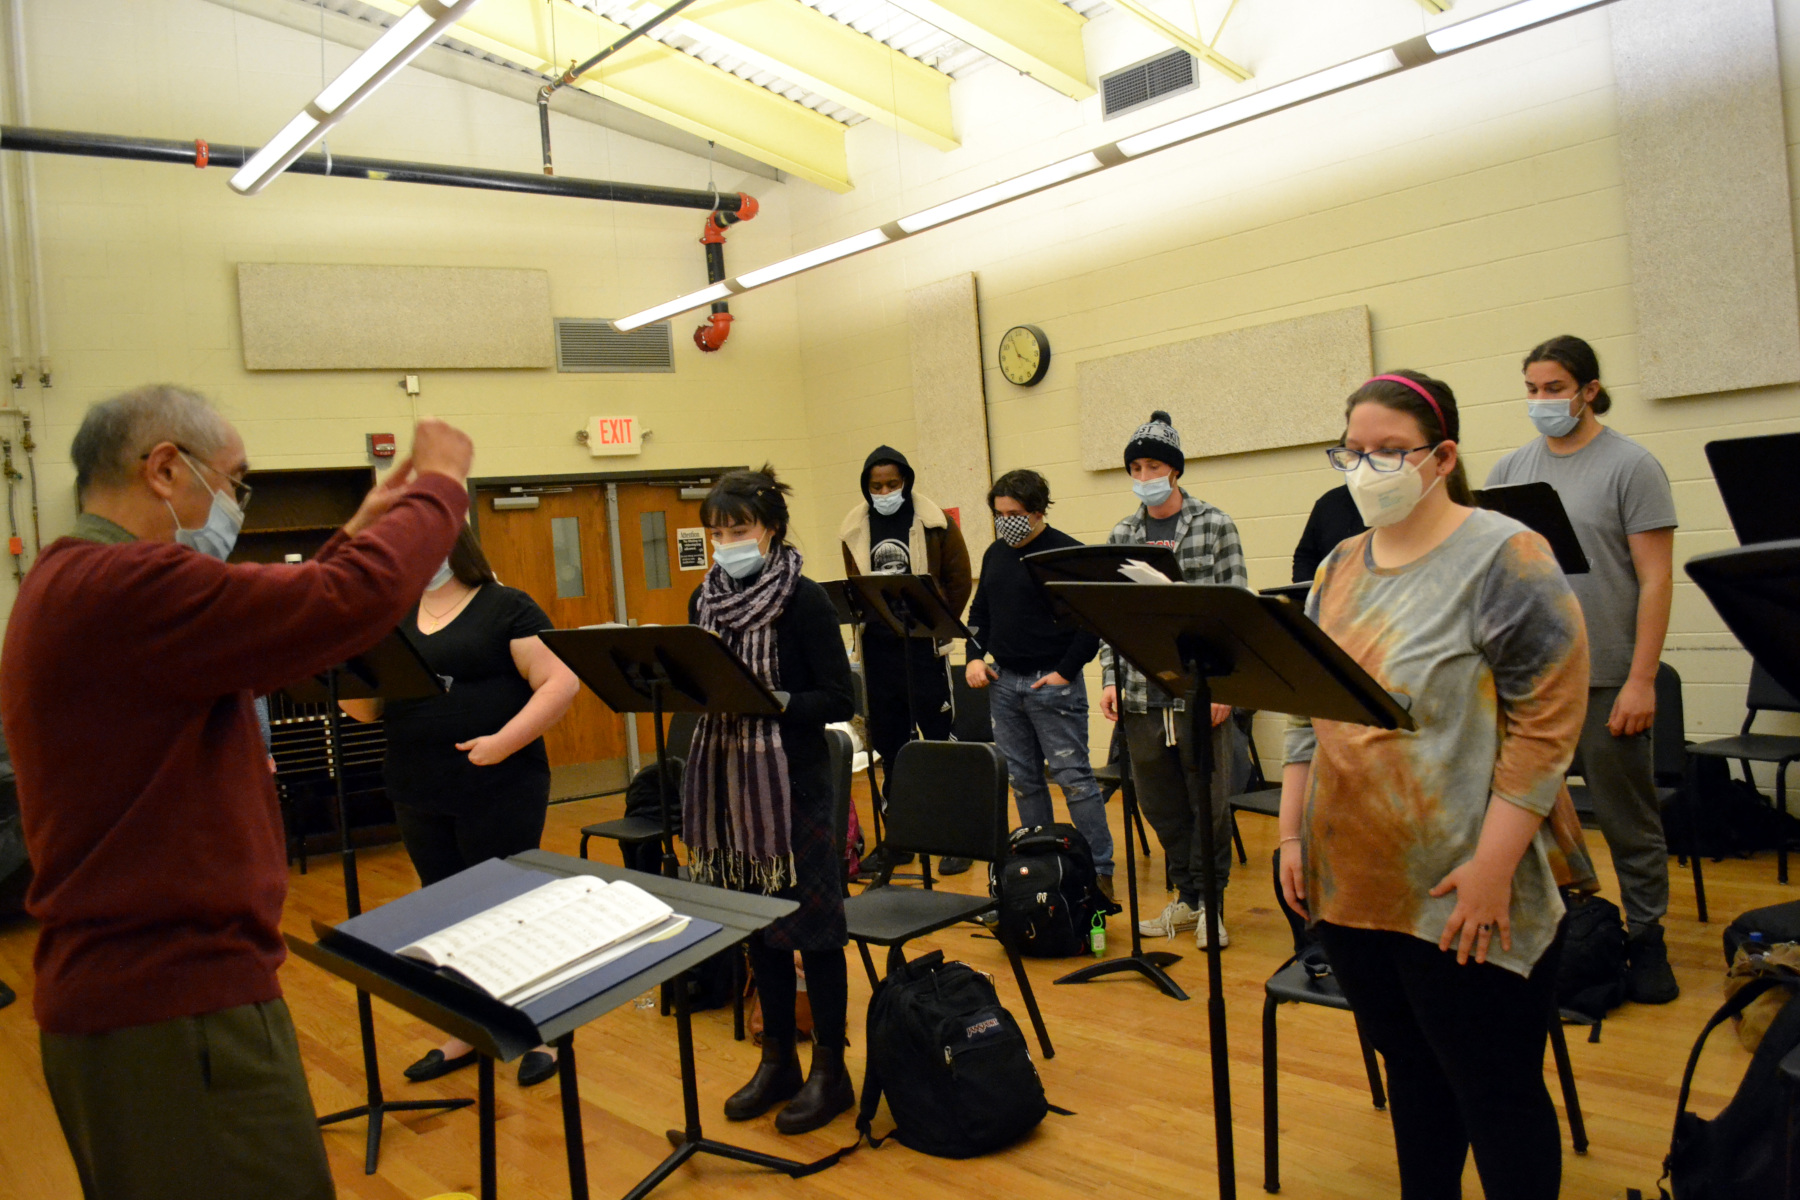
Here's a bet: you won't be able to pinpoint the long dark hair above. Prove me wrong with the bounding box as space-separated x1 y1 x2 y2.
1343 370 1474 505
448 523 498 587
700 464 792 547
1524 334 1611 415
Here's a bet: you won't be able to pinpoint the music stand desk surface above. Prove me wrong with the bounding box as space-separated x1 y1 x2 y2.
842 572 971 641
1686 539 1800 703
288 851 800 1200
1706 432 1800 546
538 625 782 717
1473 482 1590 575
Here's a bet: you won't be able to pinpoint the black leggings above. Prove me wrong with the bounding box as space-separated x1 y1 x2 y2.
747 938 848 1051
1315 922 1564 1200
393 801 549 887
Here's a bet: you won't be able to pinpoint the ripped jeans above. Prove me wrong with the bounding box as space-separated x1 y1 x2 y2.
987 667 1114 875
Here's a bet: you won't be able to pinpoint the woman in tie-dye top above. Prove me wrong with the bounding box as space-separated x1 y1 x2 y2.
1278 371 1593 1200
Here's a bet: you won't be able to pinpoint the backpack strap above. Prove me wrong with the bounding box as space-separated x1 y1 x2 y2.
1672 970 1800 1125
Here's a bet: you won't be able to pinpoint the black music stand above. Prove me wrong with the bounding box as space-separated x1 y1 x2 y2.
1022 544 1189 1001
1259 582 1312 604
540 625 784 881
286 851 821 1200
1047 581 1414 1200
1687 539 1800 701
1706 432 1800 545
1473 482 1590 574
280 630 472 1173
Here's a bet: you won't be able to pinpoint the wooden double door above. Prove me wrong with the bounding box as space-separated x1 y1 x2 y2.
473 479 710 779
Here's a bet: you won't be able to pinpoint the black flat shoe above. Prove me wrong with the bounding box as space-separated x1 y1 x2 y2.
404 1048 478 1082
517 1050 558 1087
937 856 973 875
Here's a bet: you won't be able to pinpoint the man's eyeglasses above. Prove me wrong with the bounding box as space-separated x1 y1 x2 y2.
1325 444 1437 474
142 445 253 509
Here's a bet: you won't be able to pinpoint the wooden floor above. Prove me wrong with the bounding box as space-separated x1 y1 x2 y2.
0 780 1779 1200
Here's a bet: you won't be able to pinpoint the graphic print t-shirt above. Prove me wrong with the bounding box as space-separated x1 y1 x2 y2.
868 506 913 575
1143 511 1182 551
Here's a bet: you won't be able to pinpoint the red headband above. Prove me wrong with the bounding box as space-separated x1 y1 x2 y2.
1368 374 1448 438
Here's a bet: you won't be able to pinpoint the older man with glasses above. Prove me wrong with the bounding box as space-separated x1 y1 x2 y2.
2 384 474 1200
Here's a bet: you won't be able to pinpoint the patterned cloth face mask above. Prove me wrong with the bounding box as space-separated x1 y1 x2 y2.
994 513 1035 547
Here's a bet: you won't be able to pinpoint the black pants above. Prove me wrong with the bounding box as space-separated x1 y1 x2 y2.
1315 923 1564 1200
393 800 549 887
748 939 849 1050
863 635 952 802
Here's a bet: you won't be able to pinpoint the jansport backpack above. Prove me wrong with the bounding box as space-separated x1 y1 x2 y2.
1642 963 1800 1199
988 823 1115 958
856 950 1054 1158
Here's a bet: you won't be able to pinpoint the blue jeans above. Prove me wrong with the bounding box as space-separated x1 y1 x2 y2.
987 668 1114 875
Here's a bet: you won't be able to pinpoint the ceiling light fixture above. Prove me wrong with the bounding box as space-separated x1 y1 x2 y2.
230 0 487 195
612 0 1616 331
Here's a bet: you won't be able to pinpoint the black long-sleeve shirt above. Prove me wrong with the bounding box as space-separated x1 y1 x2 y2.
1292 484 1366 583
964 525 1101 680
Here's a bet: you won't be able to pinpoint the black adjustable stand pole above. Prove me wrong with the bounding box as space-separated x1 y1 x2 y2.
314 666 473 1174
651 678 677 880
1179 666 1235 1200
623 971 813 1200
1055 683 1188 999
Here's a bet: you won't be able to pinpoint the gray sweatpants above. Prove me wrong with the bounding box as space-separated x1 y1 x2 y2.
1124 709 1247 909
1578 684 1668 930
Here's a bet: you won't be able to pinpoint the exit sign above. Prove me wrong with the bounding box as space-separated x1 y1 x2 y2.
585 415 642 456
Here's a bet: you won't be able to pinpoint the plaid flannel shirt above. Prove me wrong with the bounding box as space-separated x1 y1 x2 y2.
1099 492 1248 713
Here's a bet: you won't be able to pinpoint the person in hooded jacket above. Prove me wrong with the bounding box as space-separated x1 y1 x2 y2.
839 446 972 871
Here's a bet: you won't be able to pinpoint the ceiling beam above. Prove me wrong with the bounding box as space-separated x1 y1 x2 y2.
668 0 958 152
357 0 852 191
885 0 1094 100
1107 0 1252 83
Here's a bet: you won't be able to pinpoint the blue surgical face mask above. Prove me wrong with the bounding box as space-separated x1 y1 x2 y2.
166 452 245 561
870 490 905 517
427 559 455 591
1528 398 1584 439
1131 473 1174 507
713 538 766 580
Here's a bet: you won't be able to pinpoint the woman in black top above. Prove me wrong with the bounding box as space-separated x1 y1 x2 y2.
685 467 856 1135
342 525 579 1086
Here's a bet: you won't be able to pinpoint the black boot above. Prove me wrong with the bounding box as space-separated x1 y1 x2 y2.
1626 922 1680 1004
723 1038 802 1121
774 1040 855 1135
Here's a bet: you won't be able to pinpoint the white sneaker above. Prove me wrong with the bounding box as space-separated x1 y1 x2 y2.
1194 909 1230 949
1140 898 1198 938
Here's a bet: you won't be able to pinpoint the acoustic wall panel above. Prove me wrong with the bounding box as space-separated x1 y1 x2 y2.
1078 306 1371 470
238 264 555 370
1610 0 1800 400
907 272 993 559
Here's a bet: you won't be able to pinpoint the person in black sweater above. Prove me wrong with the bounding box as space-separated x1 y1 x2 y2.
1292 483 1367 583
685 466 857 1135
964 470 1113 897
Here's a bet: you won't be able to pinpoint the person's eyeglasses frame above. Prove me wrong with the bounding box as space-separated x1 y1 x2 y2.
1325 443 1439 474
139 443 253 510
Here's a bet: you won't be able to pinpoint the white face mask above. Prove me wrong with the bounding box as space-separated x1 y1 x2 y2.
712 538 766 579
1131 474 1173 506
166 452 245 561
1528 398 1584 438
1345 450 1443 528
870 490 905 517
427 559 455 591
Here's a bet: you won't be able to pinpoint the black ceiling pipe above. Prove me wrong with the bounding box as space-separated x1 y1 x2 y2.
0 125 750 214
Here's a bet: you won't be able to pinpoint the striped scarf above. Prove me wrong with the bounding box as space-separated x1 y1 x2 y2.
682 544 804 891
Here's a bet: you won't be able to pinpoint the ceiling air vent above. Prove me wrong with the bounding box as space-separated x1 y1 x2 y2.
555 318 675 373
1101 48 1197 120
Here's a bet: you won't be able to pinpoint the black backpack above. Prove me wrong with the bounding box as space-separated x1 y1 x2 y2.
856 950 1052 1158
1647 966 1800 1198
1556 895 1628 1022
988 823 1115 958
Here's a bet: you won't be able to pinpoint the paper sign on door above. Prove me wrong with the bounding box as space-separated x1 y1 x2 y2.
677 527 708 571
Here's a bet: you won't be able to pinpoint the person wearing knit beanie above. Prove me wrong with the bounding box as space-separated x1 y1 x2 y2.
1123 410 1185 477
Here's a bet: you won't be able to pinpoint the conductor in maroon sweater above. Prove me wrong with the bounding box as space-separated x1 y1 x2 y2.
2 384 474 1199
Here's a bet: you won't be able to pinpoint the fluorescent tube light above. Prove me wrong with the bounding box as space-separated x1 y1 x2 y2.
613 283 733 332
1117 49 1402 157
230 0 485 195
1427 0 1609 54
896 153 1106 233
735 229 892 288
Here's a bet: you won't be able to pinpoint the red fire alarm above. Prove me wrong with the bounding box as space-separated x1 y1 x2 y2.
367 433 397 460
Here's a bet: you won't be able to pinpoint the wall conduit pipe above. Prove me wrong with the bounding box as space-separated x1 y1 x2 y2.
693 195 758 352
537 0 700 178
0 125 757 214
6 0 46 386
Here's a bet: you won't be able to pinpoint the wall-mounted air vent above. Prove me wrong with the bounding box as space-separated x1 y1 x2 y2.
1101 48 1197 119
555 318 675 373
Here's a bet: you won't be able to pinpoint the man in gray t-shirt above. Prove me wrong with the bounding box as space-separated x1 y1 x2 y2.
1488 344 1679 1004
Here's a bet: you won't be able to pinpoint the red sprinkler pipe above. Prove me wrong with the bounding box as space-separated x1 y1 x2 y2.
692 194 757 352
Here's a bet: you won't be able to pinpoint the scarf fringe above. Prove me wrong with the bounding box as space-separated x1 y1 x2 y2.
687 848 798 894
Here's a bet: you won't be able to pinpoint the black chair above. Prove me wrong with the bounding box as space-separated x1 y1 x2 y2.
1260 959 1588 1194
842 740 1055 1059
826 726 855 896
1566 662 1706 919
578 712 700 862
949 670 994 743
1687 662 1800 885
1230 729 1282 866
